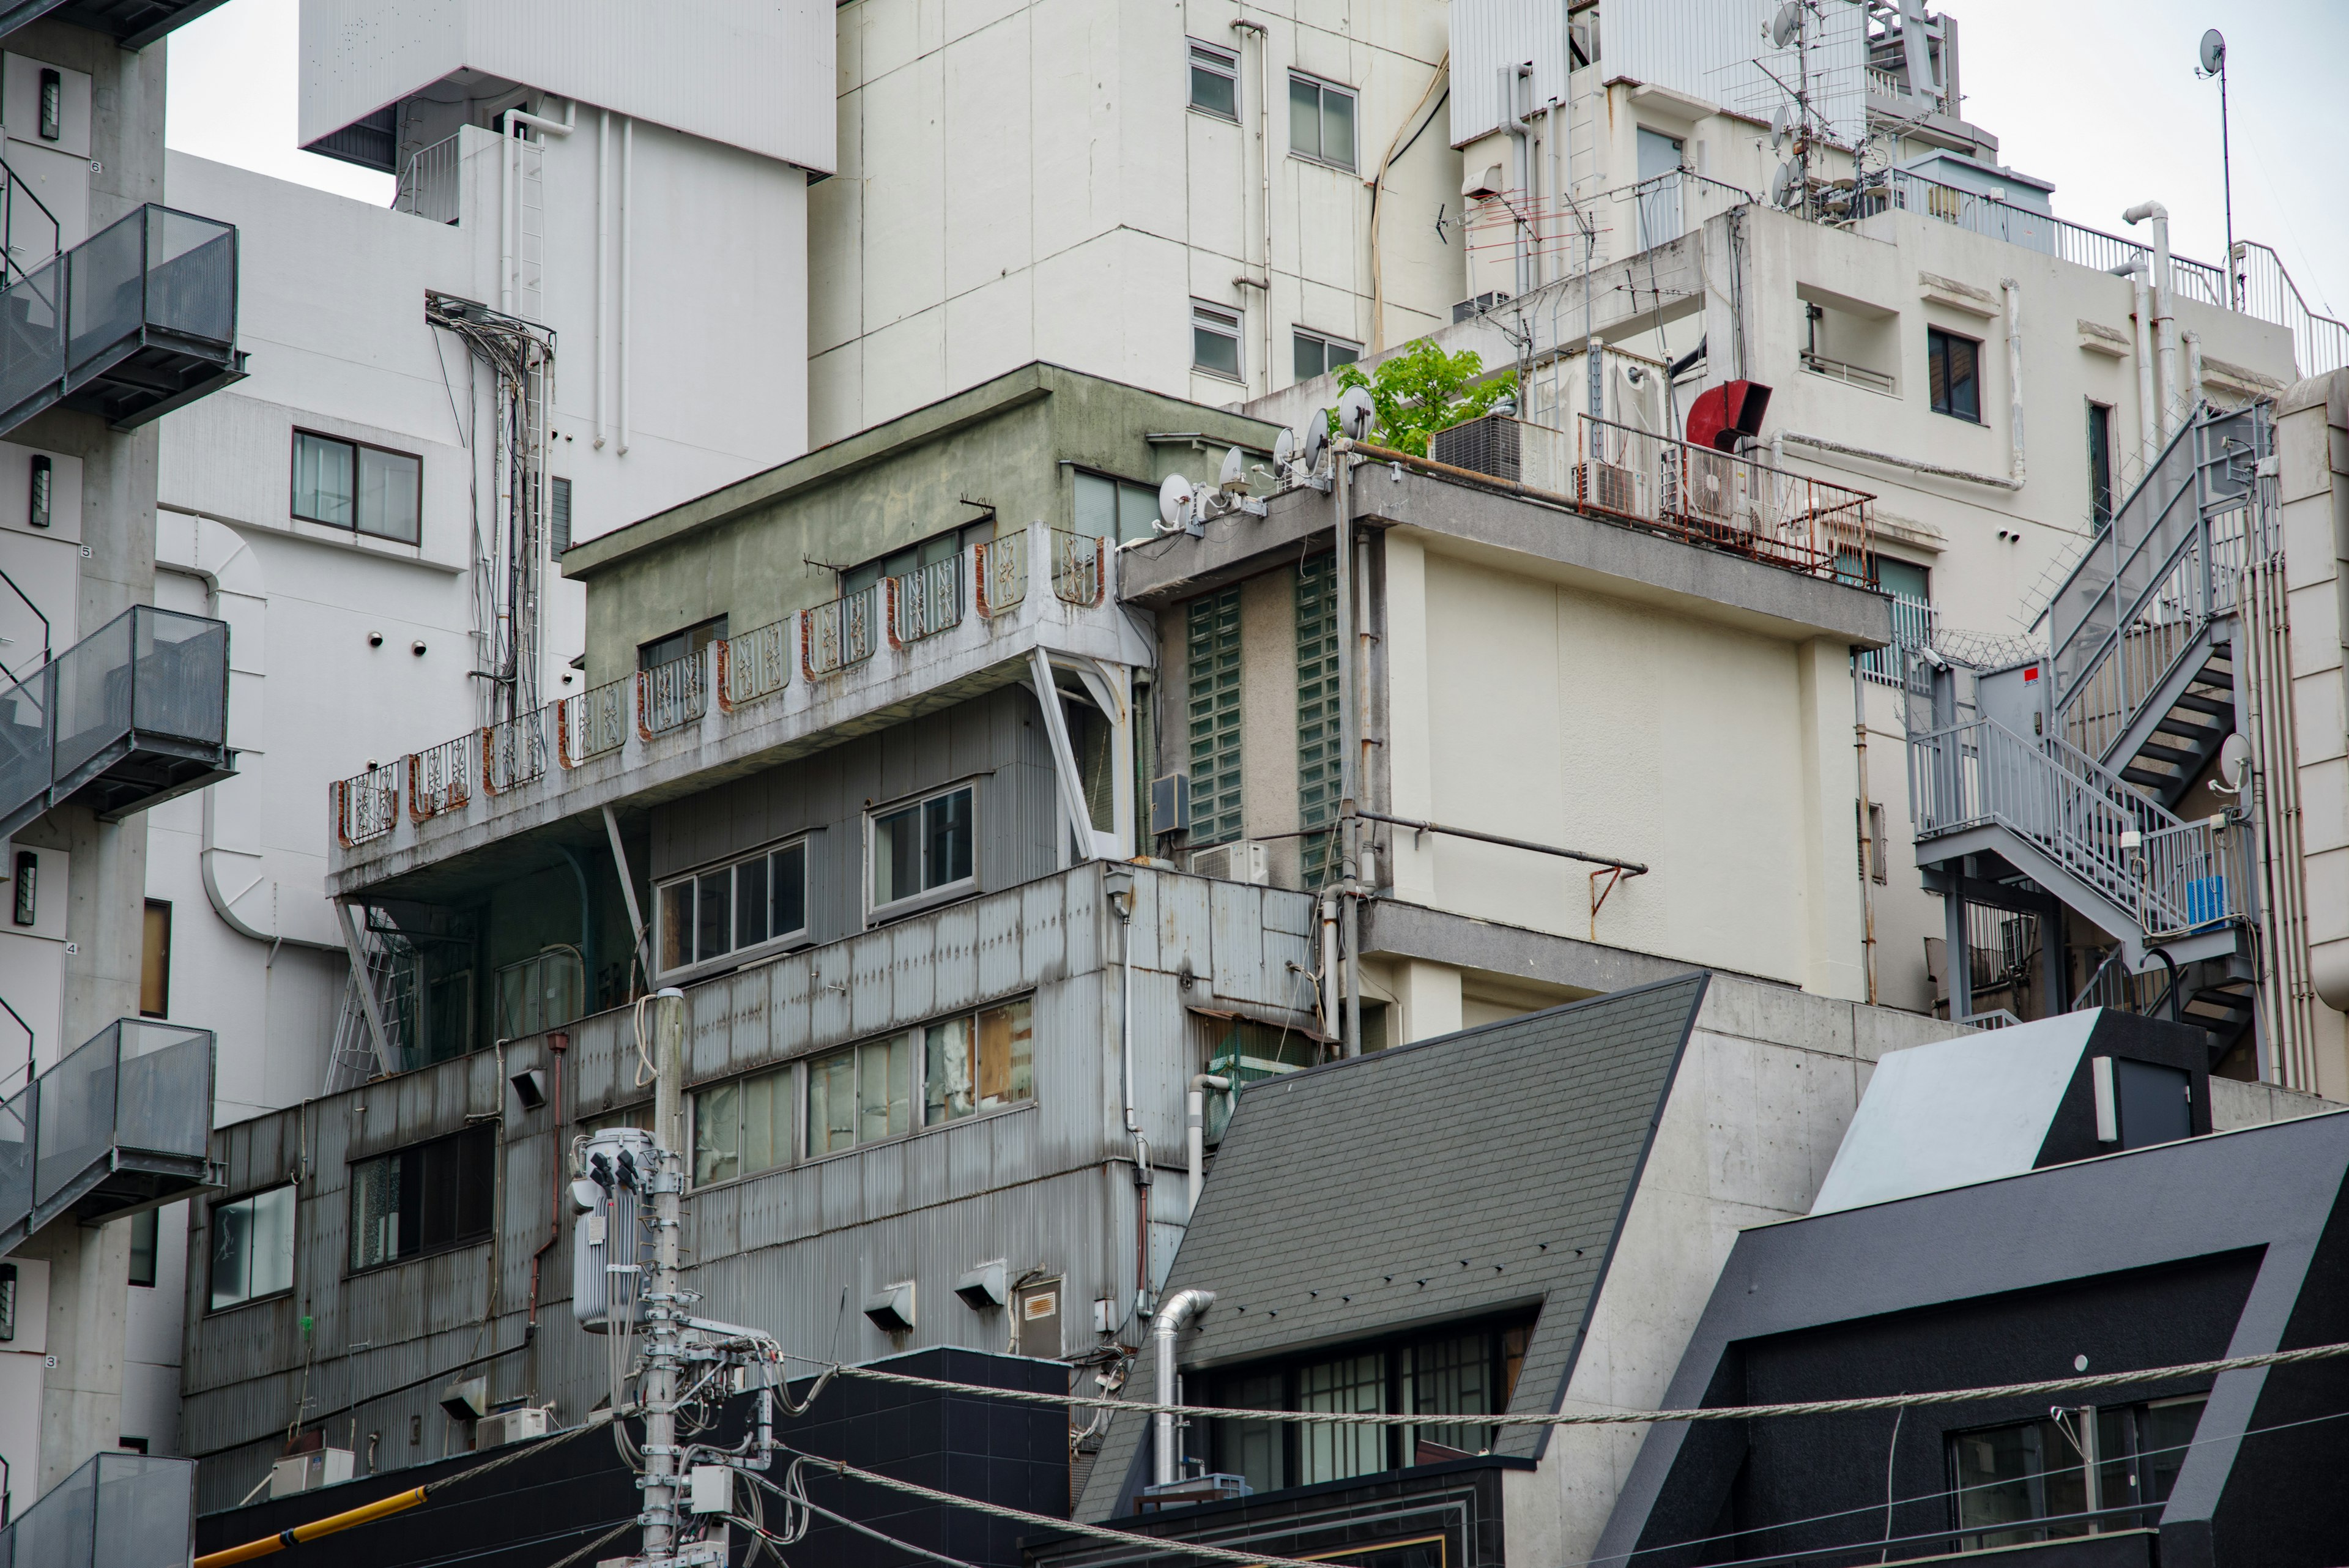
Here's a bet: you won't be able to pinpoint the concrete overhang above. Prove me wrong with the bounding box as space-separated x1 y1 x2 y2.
1119 467 1891 649
1359 897 1755 1000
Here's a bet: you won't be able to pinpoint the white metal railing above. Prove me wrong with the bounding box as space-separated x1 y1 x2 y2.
801 585 878 679
333 763 399 847
2235 240 2349 377
1575 414 1872 578
482 708 547 794
718 619 790 711
887 557 964 646
407 733 471 822
1800 349 1896 395
1051 530 1107 607
393 133 461 225
1859 597 1938 686
558 677 629 767
975 531 1029 617
636 648 709 738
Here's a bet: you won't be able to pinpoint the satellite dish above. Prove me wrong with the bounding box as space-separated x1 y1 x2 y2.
1218 445 1246 490
1157 474 1197 533
2199 28 2225 75
1769 1 1802 49
1769 103 1792 152
2219 732 2252 793
1272 427 1298 469
1302 418 1329 471
1770 161 1801 208
1337 385 1376 442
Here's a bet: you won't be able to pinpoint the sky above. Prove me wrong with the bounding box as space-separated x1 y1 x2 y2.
164 0 2349 324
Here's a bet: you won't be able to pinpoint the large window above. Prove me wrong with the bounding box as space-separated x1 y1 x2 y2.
1950 1398 2205 1548
2087 401 2114 526
693 1062 792 1186
922 998 1034 1125
1192 300 1244 382
1189 40 1238 121
807 1033 913 1156
807 997 1035 1160
1928 327 1982 422
1075 470 1162 546
1292 329 1359 384
657 840 809 975
292 430 421 544
871 785 974 912
494 948 584 1040
1288 73 1356 169
208 1186 295 1311
348 1126 495 1272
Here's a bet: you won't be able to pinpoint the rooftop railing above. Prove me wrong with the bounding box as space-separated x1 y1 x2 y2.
0 1018 215 1254
636 647 710 738
887 557 964 646
394 132 462 225
1572 414 1872 578
558 677 629 768
718 619 790 712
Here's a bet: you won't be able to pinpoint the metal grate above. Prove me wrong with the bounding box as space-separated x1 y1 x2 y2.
1431 414 1520 481
1186 587 1244 846
1295 553 1341 885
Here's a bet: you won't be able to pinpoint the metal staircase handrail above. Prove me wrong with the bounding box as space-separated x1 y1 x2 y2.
0 149 59 288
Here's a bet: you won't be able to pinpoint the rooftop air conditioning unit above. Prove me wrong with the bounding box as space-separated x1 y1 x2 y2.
475 1406 552 1451
1190 841 1267 886
269 1448 354 1499
1431 415 1522 481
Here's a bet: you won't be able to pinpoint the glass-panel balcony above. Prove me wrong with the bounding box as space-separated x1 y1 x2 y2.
0 1450 193 1568
0 604 233 841
0 1019 215 1257
0 203 243 437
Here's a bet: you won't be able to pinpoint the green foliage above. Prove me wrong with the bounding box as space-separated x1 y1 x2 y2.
1332 339 1515 458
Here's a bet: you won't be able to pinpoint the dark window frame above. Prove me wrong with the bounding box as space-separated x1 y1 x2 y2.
2087 400 2115 527
345 1124 497 1276
1946 1395 2208 1549
655 836 813 978
1292 327 1361 384
290 428 424 544
637 614 729 672
799 992 1038 1165
127 1206 159 1287
206 1184 297 1313
1188 40 1239 122
1926 327 1983 423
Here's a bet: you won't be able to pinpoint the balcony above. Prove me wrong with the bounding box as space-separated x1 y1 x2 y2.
328 521 1145 896
0 1019 218 1257
0 605 234 842
0 1451 192 1565
0 204 245 441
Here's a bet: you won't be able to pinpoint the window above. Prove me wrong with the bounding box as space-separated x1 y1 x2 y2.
1193 301 1243 382
139 899 169 1018
1074 470 1162 546
807 1033 913 1155
1950 1398 2205 1548
871 785 974 911
1292 329 1360 384
347 1126 495 1272
292 431 421 543
37 69 60 142
1187 587 1244 844
1288 73 1356 169
494 948 584 1041
1928 328 1981 422
639 614 728 672
1189 42 1238 121
550 475 573 556
922 998 1034 1124
208 1186 295 1310
1634 127 1685 247
2087 402 2114 527
656 841 809 975
842 521 993 598
693 1062 792 1186
426 970 472 1061
128 1207 159 1288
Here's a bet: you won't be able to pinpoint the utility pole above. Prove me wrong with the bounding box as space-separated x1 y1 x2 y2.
640 986 687 1561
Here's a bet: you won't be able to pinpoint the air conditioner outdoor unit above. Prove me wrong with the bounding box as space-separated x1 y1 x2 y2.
269 1448 354 1499
1190 841 1267 886
475 1406 552 1451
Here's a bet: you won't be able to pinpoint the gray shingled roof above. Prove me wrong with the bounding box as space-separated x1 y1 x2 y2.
1076 973 1710 1520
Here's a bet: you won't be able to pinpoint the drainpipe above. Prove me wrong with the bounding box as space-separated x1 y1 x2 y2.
1319 899 1338 1035
2000 278 2026 488
618 117 633 455
595 110 609 448
2117 258 2158 472
1153 1288 1216 1486
1186 1075 1230 1218
1230 17 1270 396
1108 868 1152 1317
1507 65 1535 299
2182 330 2203 423
2123 202 2178 442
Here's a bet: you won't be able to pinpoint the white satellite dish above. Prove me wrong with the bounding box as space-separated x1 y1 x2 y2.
1770 161 1801 208
1769 103 1793 152
2219 731 2252 794
1218 445 1247 491
1272 427 1298 469
1302 418 1329 471
2199 28 2225 75
1769 1 1803 49
1337 385 1376 442
1157 474 1197 533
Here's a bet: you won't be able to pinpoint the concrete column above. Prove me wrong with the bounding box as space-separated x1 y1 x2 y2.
1944 885 1973 1022
17 1217 129 1491
1795 637 1867 1001
1394 959 1463 1045
1382 533 1437 904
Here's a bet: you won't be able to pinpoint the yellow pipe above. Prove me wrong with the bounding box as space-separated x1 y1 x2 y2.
194 1485 429 1568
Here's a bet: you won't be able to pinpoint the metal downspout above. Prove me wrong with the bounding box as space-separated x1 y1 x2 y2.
1152 1288 1215 1486
2124 202 2179 440
2002 278 2027 488
2120 258 2158 472
1334 447 1361 1055
1186 1074 1230 1217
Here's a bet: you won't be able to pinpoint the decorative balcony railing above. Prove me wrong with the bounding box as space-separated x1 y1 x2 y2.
718 619 790 711
482 708 547 794
636 648 709 738
976 531 1029 617
559 678 629 767
407 732 472 821
888 557 963 646
1052 530 1107 608
333 762 400 846
802 584 879 679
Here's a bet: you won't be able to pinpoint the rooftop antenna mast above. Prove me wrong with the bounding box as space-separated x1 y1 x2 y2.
2197 29 2236 312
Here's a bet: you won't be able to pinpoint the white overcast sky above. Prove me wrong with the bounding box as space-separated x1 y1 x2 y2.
165 0 2348 324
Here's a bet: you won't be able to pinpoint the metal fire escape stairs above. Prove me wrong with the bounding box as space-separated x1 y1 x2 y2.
1909 407 2271 1058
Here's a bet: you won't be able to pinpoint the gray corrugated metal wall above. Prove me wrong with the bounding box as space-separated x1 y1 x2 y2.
180 864 1315 1511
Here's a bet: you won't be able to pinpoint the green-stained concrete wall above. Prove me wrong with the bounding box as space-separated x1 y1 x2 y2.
560 363 1282 683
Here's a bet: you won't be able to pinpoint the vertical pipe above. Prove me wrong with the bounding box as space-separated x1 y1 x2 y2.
1853 656 1878 1005
2183 330 2203 424
1333 449 1360 1056
1152 1290 1215 1487
643 989 686 1558
2124 203 2178 440
2124 261 2157 472
618 117 633 456
2001 278 2026 487
595 110 609 449
1185 1075 1228 1217
1944 885 1972 1021
1319 895 1338 1034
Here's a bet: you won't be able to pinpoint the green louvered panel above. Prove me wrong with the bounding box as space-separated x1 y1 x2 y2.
1296 554 1340 885
1187 587 1245 845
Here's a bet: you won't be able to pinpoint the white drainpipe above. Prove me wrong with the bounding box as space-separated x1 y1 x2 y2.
2183 330 2203 422
1319 896 1339 1034
1153 1288 1216 1486
2123 201 2178 442
2001 278 2026 489
2118 258 2158 471
1186 1075 1230 1217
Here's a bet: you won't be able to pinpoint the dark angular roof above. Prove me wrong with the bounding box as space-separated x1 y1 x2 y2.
1077 973 1710 1520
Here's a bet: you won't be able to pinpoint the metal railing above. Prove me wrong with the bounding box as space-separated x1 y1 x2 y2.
2072 945 2178 1017
2235 239 2349 376
1 1018 212 1246
393 132 462 225
1909 716 2244 940
0 150 60 287
636 648 708 738
718 619 790 710
1858 597 1937 685
558 677 629 767
0 1450 193 1568
1052 530 1108 607
1574 414 1872 578
887 556 964 645
482 707 547 794
333 762 399 846
1799 349 1896 395
975 531 1029 617
407 732 472 821
801 584 878 678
